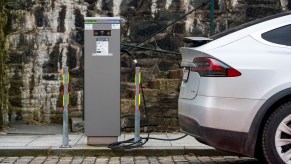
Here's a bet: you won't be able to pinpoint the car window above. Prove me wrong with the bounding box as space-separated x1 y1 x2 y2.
261 25 291 46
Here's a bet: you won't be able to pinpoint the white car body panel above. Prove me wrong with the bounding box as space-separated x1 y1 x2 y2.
178 96 265 132
201 36 291 100
179 14 291 133
179 72 200 99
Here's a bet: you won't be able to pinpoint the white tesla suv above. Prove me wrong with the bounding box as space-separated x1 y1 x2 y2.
178 12 291 164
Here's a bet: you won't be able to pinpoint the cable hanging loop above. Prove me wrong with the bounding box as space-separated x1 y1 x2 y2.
108 50 188 150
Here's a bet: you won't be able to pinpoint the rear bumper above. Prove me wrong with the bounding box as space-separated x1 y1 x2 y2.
179 114 248 155
178 95 264 132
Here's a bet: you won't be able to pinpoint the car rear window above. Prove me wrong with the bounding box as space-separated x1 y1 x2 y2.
261 25 291 46
211 12 291 40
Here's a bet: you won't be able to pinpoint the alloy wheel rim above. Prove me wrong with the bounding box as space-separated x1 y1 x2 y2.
275 114 291 163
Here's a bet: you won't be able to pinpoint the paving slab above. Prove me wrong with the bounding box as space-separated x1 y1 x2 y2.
8 125 63 135
0 133 234 157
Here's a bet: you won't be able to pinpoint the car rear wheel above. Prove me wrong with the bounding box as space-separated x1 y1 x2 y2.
262 102 291 164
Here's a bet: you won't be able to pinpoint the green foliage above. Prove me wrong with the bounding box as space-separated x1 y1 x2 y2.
0 0 9 130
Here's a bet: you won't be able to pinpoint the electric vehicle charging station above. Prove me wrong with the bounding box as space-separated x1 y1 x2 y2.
84 17 121 145
83 17 187 149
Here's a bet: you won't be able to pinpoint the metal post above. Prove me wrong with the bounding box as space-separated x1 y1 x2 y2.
61 66 70 148
134 66 141 144
210 0 215 36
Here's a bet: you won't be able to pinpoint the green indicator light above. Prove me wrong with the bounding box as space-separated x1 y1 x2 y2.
85 20 97 24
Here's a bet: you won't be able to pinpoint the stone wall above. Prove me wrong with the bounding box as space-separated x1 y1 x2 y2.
4 0 289 132
6 0 85 125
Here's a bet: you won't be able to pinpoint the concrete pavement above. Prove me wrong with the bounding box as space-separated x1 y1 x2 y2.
0 133 232 157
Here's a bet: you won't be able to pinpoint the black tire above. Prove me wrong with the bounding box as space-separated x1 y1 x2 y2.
262 102 291 164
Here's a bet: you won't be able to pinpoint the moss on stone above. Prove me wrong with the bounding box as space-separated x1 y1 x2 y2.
50 113 63 124
0 0 9 129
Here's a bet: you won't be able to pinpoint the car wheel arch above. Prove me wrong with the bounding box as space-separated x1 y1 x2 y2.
243 88 291 157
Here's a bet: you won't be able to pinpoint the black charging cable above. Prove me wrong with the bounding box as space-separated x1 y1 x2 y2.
107 49 187 150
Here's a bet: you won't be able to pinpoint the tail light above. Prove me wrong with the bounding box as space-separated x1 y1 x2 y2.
191 57 241 77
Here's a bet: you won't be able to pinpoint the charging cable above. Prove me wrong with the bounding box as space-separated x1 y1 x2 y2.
107 49 187 150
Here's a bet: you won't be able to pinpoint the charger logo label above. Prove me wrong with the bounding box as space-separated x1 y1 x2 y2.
85 24 93 30
112 24 120 29
94 38 111 56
